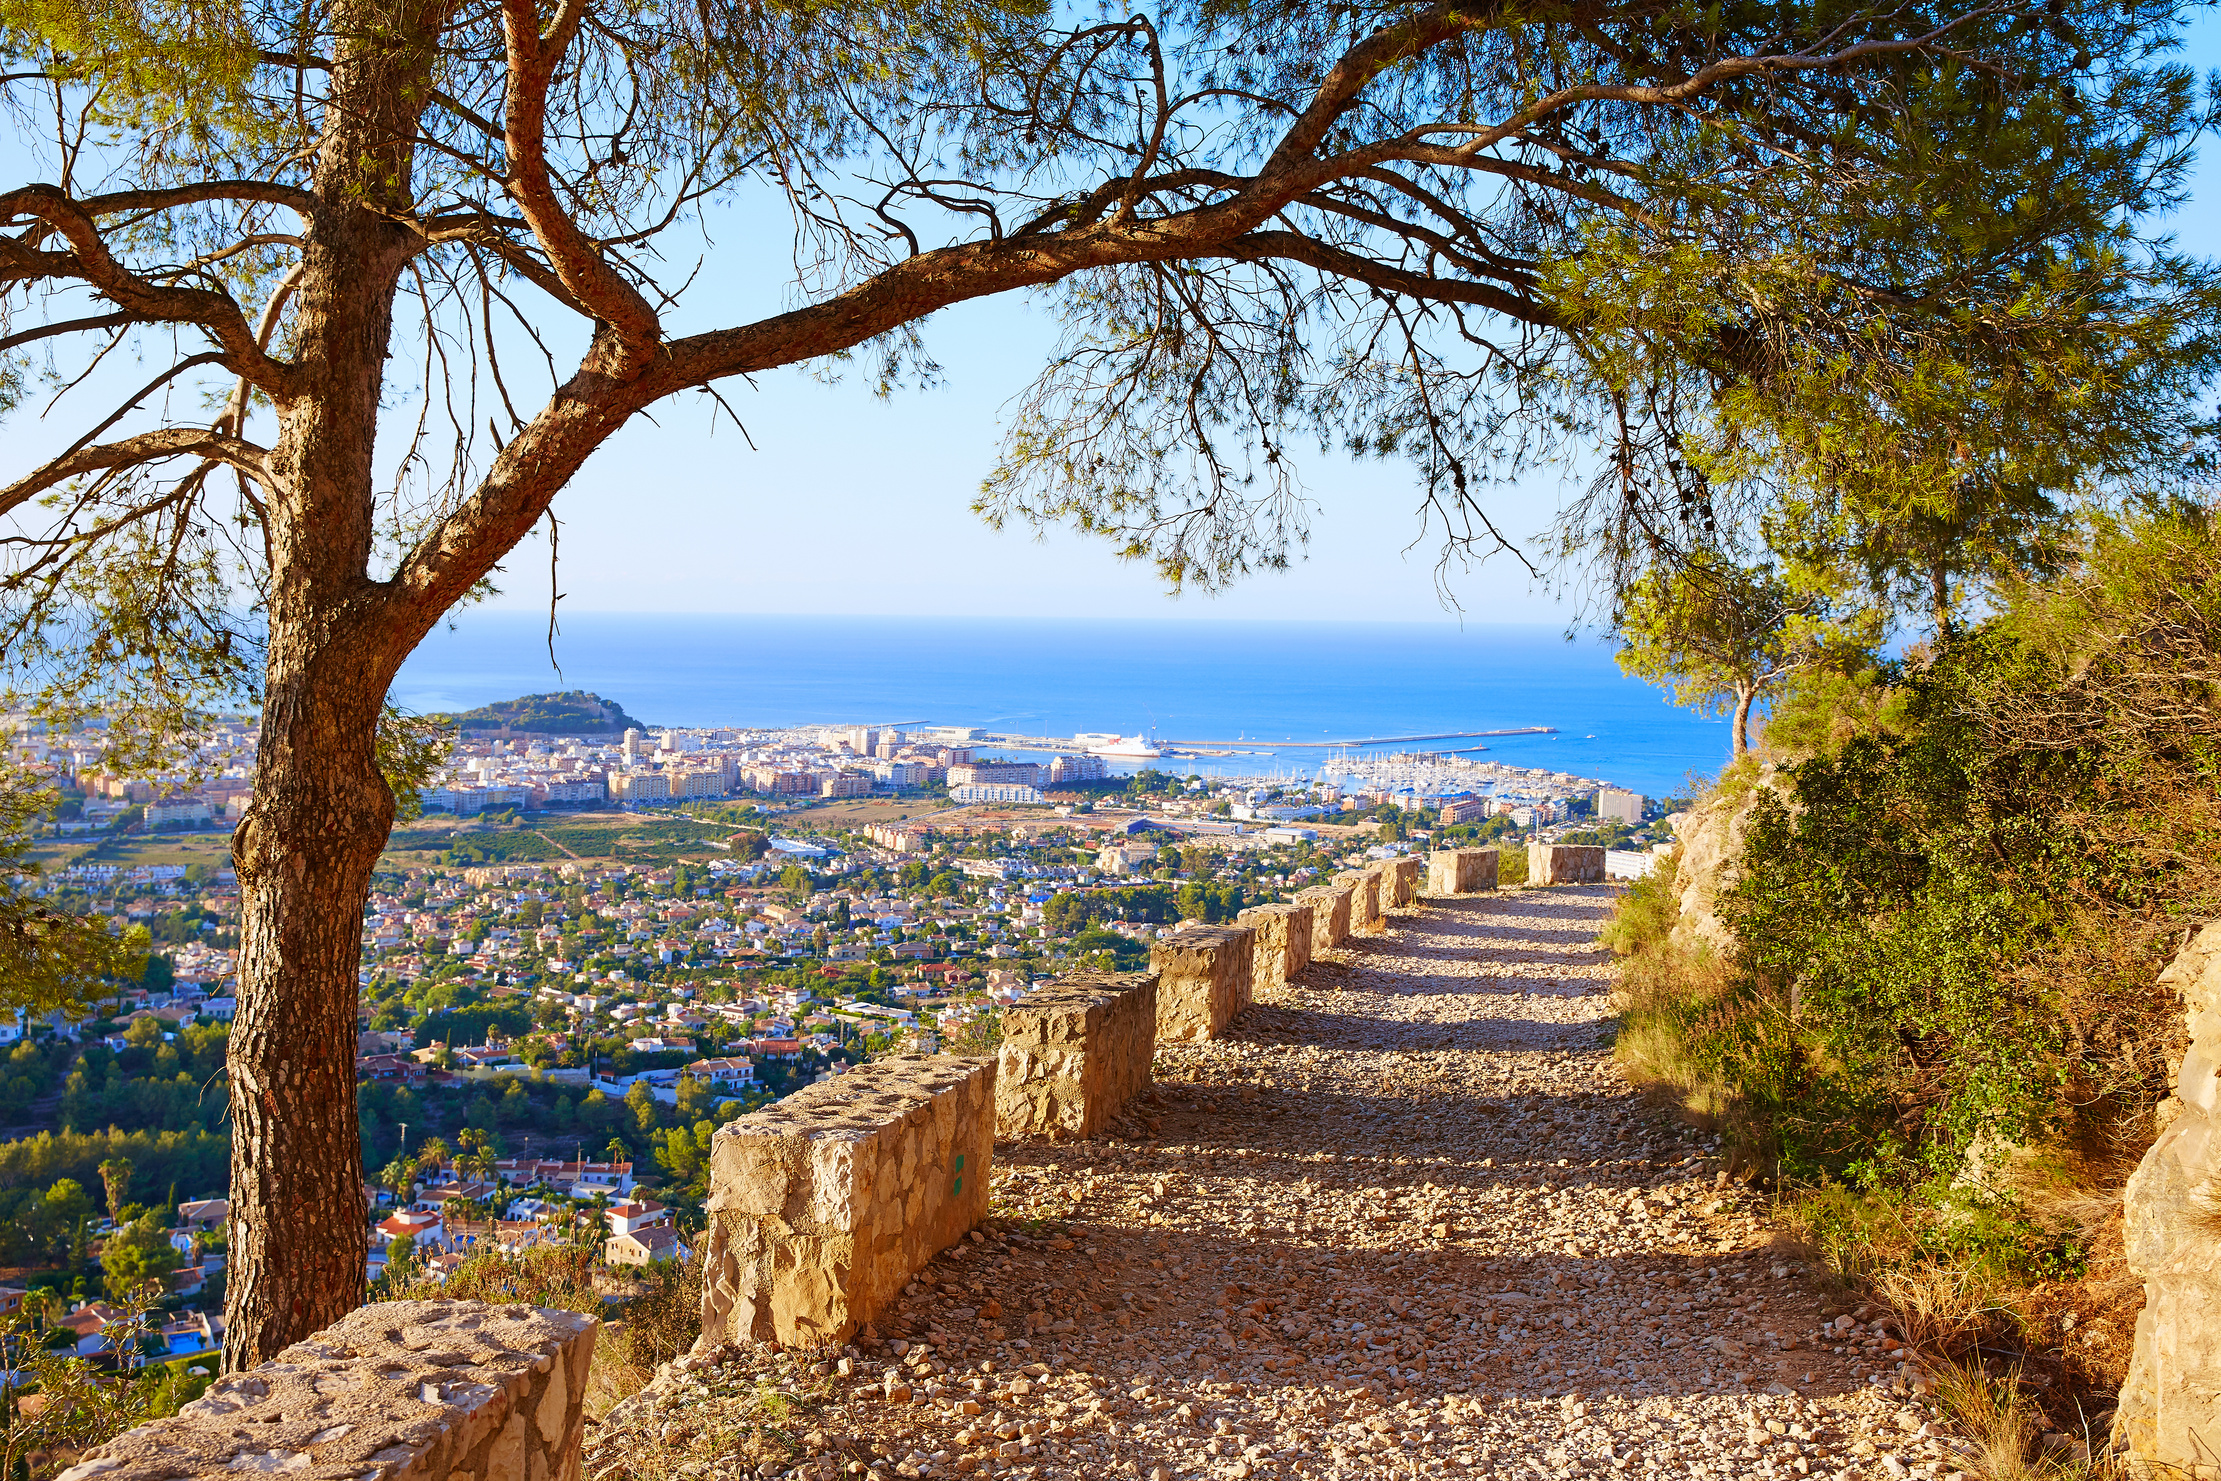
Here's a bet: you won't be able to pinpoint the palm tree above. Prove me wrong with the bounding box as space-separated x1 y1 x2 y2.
378 1158 413 1209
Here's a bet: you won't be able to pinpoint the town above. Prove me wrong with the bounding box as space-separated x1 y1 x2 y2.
0 695 1669 1372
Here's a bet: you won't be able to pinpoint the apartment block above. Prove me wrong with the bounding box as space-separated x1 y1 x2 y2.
948 761 1042 787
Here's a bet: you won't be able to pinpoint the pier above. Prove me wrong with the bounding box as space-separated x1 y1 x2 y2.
1162 725 1558 749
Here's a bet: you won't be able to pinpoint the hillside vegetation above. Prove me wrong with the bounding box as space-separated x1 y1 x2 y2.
435 691 649 736
1607 503 2221 1407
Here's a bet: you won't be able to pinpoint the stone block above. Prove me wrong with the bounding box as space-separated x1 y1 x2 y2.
995 970 1157 1140
2119 923 2221 1478
699 1054 994 1350
57 1301 595 1481
1532 844 1606 885
1149 925 1254 1041
1341 869 1383 935
1295 883 1353 954
1380 857 1421 909
1237 901 1315 990
1427 848 1499 895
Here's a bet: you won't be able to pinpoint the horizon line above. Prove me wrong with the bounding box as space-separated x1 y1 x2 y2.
451 607 1597 631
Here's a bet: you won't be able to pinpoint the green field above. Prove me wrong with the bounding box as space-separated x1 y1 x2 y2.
381 810 764 869
28 831 237 872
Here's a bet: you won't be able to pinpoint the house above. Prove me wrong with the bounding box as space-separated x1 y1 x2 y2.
603 1198 672 1238
164 1266 207 1299
482 1157 635 1199
0 1285 23 1318
177 1198 229 1231
416 1179 499 1209
60 1301 129 1356
160 1312 218 1355
356 1052 424 1084
683 1056 755 1089
604 1226 687 1267
747 1037 804 1061
376 1209 444 1251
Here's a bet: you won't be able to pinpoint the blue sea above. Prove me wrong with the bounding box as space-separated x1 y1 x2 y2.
390 613 1728 799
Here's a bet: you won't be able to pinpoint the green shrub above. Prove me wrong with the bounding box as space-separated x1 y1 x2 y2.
1598 853 1678 958
1606 505 2221 1387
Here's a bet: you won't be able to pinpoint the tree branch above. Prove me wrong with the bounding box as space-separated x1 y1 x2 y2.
0 185 297 395
0 429 273 521
496 0 661 371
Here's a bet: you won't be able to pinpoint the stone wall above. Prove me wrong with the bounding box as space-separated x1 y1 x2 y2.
2118 922 2221 1478
58 1301 595 1481
1379 856 1421 909
995 970 1157 1141
699 1054 994 1350
1426 847 1498 895
1150 924 1254 1041
1295 882 1353 956
1238 901 1315 990
1342 869 1383 935
1531 844 1606 885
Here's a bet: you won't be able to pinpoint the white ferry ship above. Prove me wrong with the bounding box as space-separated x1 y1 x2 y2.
1081 733 1165 759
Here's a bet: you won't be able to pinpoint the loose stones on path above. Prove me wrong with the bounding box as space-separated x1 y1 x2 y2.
632 889 1957 1481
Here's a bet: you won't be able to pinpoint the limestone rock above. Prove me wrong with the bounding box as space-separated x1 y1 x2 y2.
2118 921 2221 1478
1668 773 1785 954
1237 902 1314 990
57 1301 595 1481
1149 925 1254 1041
1379 856 1421 909
996 970 1157 1140
1341 870 1384 935
1294 883 1353 955
698 1054 995 1348
1427 848 1499 895
1530 845 1605 886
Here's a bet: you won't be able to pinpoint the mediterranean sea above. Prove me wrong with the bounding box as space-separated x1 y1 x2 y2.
390 613 1729 799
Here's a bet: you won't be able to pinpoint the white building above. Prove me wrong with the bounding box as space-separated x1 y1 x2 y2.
1598 787 1645 825
950 782 1044 805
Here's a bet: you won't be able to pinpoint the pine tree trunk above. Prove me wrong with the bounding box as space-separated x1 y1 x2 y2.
220 87 423 1364
1731 685 1756 759
223 637 395 1369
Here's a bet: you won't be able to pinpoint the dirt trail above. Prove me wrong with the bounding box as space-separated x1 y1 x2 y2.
593 888 1963 1481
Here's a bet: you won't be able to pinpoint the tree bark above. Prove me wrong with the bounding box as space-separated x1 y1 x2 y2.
220 0 447 1371
1731 684 1756 760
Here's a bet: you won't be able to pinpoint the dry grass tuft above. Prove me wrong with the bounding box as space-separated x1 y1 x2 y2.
587 1255 705 1416
1871 1263 2009 1353
1927 1361 2124 1481
1932 1362 2049 1481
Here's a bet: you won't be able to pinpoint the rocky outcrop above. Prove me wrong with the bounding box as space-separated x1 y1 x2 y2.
58 1302 596 1481
698 1054 995 1349
995 971 1157 1141
1666 771 1784 955
2119 923 2221 1478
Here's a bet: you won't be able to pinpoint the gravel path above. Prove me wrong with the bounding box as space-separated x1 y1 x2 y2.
596 888 1964 1481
